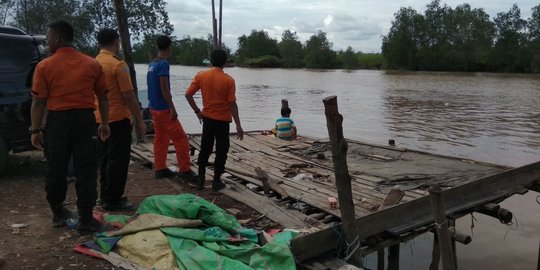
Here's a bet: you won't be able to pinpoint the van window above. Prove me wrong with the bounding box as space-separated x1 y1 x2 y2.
0 37 34 71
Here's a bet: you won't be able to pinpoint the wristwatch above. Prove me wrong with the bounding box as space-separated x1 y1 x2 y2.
29 127 43 134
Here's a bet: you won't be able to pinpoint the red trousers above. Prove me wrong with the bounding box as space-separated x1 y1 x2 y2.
150 109 191 172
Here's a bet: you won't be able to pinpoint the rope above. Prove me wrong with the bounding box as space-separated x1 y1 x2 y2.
536 194 540 205
503 214 519 240
343 235 361 261
434 219 448 229
469 213 477 237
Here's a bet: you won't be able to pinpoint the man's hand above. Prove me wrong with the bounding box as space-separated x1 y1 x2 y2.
31 133 43 150
236 125 244 140
98 123 110 141
195 111 203 124
134 119 147 141
170 108 178 121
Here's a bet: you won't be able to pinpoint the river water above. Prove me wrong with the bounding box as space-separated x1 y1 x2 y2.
135 64 540 269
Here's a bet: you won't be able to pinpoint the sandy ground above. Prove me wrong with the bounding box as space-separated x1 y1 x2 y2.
0 151 278 270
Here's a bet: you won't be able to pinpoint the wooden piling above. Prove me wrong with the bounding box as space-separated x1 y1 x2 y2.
113 0 138 96
218 0 223 47
429 235 441 270
282 99 289 109
323 96 362 266
429 185 457 270
377 249 385 270
537 240 539 270
211 0 218 49
388 244 400 270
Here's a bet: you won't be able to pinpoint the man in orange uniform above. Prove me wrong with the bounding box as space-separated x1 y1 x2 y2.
95 28 146 211
185 49 243 191
30 21 110 234
147 35 197 180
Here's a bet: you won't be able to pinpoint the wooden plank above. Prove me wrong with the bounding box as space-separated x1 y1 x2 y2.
291 160 540 262
220 178 314 229
254 167 289 198
377 189 405 211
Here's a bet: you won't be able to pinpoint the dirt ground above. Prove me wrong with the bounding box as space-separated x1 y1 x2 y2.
0 150 279 270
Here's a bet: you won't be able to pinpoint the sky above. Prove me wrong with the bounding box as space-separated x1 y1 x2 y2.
166 0 538 53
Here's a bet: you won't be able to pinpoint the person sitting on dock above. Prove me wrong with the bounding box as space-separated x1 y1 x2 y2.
274 107 297 140
185 49 243 191
94 28 146 211
146 35 198 181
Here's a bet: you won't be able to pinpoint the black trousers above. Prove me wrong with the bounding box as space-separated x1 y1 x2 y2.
197 117 230 179
44 109 98 221
98 118 132 204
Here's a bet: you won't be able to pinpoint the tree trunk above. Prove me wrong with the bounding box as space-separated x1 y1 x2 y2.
113 0 138 97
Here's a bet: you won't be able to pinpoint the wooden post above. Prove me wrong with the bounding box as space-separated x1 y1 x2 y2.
377 249 385 270
537 240 539 270
218 0 222 47
113 0 138 97
429 235 441 270
429 185 457 270
388 244 400 270
211 0 218 49
281 99 289 109
323 96 361 266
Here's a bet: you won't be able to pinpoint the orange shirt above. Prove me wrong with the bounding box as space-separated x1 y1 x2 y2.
94 49 134 123
32 47 106 111
185 67 236 122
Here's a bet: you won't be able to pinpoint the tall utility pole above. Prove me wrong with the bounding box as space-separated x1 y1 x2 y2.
210 0 223 49
112 0 138 97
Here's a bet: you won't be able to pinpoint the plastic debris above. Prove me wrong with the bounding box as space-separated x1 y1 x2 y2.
11 223 28 228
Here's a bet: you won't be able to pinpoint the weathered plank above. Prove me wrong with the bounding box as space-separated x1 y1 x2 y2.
220 178 315 229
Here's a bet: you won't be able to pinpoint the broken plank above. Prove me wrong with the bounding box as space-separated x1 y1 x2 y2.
377 189 405 211
254 167 289 198
220 178 312 229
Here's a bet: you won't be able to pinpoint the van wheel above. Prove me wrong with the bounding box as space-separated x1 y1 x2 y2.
0 138 8 174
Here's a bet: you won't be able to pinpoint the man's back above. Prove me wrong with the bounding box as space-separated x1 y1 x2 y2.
146 59 169 110
186 67 235 122
33 47 104 111
95 50 132 123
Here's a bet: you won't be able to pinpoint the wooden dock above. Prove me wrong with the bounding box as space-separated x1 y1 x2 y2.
131 131 540 268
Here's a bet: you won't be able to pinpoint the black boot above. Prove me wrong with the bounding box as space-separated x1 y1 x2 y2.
51 204 74 228
212 174 226 191
197 167 206 190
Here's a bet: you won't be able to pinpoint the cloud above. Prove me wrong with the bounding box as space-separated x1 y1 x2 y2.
164 0 538 53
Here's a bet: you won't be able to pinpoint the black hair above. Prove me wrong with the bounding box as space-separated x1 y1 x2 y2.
97 28 119 47
281 107 291 117
47 20 74 43
156 35 172 51
210 49 227 67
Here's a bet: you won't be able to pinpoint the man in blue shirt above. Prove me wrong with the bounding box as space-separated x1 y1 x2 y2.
147 35 197 180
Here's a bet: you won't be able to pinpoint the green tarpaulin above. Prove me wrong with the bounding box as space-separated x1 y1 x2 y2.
109 194 296 270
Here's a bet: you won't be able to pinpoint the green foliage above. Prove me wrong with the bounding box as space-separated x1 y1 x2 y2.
174 36 211 66
336 47 360 69
236 30 279 64
132 34 159 63
4 0 173 55
244 55 281 68
83 0 173 42
278 30 304 68
383 1 540 73
358 53 384 69
304 30 338 68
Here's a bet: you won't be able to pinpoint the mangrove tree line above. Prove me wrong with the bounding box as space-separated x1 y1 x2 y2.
382 0 540 72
